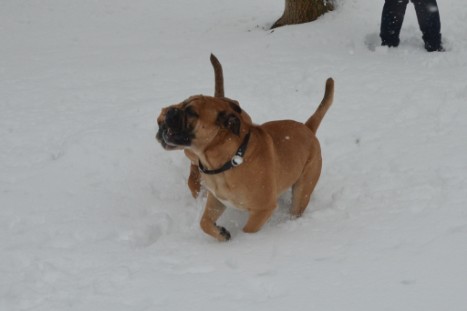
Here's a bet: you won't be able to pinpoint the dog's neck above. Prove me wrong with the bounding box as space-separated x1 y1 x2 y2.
196 130 248 171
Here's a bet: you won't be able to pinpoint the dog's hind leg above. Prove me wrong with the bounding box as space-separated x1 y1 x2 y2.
243 206 276 233
200 193 230 241
290 156 322 218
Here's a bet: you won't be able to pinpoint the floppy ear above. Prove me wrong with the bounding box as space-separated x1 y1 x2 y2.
220 98 242 114
217 112 241 136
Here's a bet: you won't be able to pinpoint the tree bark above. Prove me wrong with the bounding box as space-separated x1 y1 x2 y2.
271 0 333 29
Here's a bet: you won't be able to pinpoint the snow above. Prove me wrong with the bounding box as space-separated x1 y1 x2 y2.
1 0 466 310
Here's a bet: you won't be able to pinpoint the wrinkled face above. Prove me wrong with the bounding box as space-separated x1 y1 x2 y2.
156 95 251 152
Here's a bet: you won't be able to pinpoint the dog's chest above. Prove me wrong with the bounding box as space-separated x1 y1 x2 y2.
216 196 242 210
203 178 247 211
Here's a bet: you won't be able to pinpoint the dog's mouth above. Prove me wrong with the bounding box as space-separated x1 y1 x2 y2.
156 121 194 151
156 105 198 150
155 126 176 150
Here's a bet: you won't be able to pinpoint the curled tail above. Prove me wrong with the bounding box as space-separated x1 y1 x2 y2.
305 78 334 134
210 54 224 98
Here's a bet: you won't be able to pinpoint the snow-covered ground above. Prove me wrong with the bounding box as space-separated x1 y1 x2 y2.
1 0 466 310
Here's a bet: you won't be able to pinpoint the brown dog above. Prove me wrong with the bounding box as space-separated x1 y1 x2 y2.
156 57 334 241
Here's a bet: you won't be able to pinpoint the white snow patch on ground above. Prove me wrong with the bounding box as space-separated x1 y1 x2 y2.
1 0 466 310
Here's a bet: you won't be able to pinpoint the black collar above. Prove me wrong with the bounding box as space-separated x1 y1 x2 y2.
198 132 251 175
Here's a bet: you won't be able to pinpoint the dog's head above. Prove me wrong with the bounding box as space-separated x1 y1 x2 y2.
156 95 252 152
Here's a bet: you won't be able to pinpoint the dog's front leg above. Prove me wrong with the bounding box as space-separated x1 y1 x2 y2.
187 164 201 198
184 150 201 198
243 207 275 233
200 193 230 241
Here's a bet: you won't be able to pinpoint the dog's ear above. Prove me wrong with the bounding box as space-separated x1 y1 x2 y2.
221 98 242 114
217 111 241 136
228 100 242 114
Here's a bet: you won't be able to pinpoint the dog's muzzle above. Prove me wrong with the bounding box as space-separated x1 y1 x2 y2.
156 108 193 150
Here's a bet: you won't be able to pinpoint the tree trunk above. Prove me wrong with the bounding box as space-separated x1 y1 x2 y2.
271 0 333 29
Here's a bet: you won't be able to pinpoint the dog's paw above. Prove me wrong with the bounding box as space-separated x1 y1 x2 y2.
217 225 231 241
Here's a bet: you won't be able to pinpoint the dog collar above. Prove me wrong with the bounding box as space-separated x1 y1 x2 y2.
198 132 251 175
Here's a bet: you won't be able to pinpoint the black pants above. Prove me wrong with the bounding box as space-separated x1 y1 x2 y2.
380 0 442 50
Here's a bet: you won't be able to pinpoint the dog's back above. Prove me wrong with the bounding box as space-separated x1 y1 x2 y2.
258 78 334 195
259 120 319 195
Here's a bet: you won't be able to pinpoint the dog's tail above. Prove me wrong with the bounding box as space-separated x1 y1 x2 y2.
210 54 224 98
305 78 334 134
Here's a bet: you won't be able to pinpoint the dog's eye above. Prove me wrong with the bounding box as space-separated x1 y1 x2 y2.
185 106 199 118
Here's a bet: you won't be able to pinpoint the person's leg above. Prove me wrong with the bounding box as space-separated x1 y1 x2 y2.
411 0 443 51
380 0 410 47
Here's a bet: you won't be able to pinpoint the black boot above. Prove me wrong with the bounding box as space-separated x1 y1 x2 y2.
424 35 444 52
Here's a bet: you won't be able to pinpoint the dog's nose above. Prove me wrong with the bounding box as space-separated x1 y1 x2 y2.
165 108 182 128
